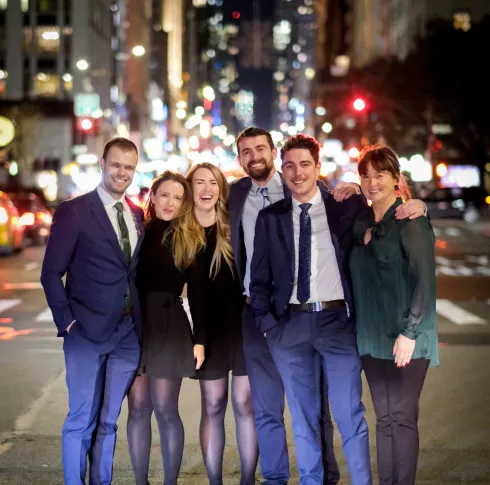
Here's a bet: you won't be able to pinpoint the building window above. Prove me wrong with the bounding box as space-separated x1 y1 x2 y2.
34 72 60 96
0 0 6 11
22 0 29 12
38 0 57 13
36 26 60 53
453 11 471 31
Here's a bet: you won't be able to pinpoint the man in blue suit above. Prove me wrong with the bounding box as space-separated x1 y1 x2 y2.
230 127 362 485
249 133 371 485
41 137 144 485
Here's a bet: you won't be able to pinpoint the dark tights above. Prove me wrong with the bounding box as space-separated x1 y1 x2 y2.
127 374 184 485
199 375 258 485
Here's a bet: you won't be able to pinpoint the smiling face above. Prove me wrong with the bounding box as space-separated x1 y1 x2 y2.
237 135 277 182
150 179 185 221
191 167 220 211
282 148 320 203
360 161 398 205
100 146 138 199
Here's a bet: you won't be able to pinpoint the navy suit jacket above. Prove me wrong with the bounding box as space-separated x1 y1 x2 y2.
41 189 145 342
229 173 290 291
250 186 369 333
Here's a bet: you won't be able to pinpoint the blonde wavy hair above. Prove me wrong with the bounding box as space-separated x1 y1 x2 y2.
172 163 234 279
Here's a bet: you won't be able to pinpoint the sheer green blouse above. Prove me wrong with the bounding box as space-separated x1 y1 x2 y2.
349 198 439 367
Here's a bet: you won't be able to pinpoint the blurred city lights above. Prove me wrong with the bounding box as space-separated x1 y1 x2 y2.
436 162 448 177
76 59 89 71
195 106 205 116
315 106 327 116
8 161 18 176
322 122 333 134
79 118 94 131
348 147 360 159
176 109 187 119
189 136 200 150
42 31 59 40
62 73 72 82
232 11 240 19
305 68 315 80
203 85 216 101
132 45 146 57
353 98 366 111
200 119 212 138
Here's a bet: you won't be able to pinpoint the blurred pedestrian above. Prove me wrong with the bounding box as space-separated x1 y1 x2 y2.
350 145 439 485
127 171 206 485
185 162 258 485
41 137 144 485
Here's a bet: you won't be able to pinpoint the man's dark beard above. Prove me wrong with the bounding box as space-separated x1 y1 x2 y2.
248 158 274 182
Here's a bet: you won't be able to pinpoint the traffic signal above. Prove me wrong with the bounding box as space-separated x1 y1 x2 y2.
352 98 366 112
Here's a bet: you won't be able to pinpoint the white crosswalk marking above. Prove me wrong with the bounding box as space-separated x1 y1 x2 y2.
0 299 21 313
35 307 53 322
436 299 486 325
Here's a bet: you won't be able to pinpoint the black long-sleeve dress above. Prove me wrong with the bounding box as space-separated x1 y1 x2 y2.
192 224 247 380
137 218 206 378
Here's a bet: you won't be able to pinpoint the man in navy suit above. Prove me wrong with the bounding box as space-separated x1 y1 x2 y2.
249 133 373 485
41 137 144 485
230 127 362 485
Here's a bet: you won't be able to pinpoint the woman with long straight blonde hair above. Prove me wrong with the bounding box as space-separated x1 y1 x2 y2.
128 171 207 485
178 162 258 485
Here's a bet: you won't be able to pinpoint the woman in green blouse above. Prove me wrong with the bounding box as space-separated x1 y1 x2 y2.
349 145 439 485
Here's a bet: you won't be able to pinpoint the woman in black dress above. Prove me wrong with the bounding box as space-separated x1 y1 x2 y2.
126 171 206 485
182 162 258 485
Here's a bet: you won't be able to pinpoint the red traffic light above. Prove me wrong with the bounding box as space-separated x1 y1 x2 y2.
353 98 366 112
78 118 94 132
232 11 240 19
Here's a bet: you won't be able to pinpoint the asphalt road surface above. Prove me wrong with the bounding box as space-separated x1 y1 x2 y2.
0 219 489 484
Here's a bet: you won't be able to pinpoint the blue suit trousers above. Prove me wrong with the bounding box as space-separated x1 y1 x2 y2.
62 316 140 485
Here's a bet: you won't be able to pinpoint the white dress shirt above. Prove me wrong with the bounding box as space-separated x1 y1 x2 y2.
96 184 138 256
290 188 344 304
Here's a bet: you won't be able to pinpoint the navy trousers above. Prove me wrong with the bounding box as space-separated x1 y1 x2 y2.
267 308 372 485
62 316 141 485
242 304 340 485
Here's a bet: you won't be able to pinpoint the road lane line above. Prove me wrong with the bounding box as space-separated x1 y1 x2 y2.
24 262 40 271
13 371 66 434
0 299 21 313
4 282 43 290
35 307 53 322
0 370 65 455
436 299 486 325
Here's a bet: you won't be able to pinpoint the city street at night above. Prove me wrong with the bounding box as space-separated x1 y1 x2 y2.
0 219 489 485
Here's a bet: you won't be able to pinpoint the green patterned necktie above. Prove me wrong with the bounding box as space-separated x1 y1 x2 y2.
114 202 132 312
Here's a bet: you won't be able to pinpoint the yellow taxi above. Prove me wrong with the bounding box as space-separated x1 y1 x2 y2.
0 190 24 254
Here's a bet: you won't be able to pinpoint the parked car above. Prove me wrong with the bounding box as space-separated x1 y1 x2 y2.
8 192 52 245
0 191 24 254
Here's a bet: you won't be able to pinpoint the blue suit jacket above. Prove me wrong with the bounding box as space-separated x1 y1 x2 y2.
229 173 290 291
41 189 145 342
249 186 369 333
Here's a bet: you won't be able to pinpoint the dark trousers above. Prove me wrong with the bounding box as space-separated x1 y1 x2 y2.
242 304 340 485
268 308 371 485
362 356 429 485
62 316 141 485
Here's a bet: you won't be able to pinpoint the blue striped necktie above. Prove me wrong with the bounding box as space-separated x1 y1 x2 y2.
260 187 270 208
